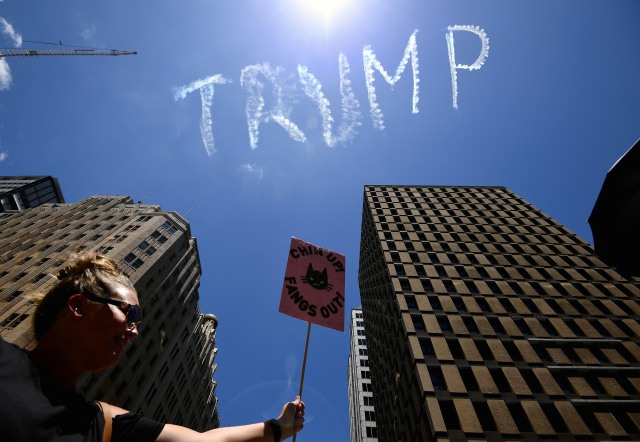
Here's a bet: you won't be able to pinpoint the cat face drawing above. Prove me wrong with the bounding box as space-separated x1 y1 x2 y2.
301 263 333 291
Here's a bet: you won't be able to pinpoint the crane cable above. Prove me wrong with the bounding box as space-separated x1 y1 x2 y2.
23 39 105 51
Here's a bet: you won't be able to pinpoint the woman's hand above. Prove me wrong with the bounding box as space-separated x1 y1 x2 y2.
276 396 305 439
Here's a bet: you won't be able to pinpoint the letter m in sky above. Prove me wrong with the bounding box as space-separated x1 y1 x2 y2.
363 29 420 130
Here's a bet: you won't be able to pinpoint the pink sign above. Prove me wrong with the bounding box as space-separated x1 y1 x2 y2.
279 237 346 332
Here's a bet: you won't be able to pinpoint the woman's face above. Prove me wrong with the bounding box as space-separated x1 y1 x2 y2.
81 285 140 371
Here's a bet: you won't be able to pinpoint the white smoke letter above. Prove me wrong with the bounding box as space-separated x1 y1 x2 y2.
240 63 306 149
446 25 490 109
173 74 231 156
297 53 361 148
363 29 420 130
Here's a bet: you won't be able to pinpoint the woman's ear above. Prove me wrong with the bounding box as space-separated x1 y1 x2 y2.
66 293 85 317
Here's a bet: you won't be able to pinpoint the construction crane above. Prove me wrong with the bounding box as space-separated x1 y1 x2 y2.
0 48 137 59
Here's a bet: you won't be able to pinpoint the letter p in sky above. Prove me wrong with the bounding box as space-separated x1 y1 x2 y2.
446 25 490 110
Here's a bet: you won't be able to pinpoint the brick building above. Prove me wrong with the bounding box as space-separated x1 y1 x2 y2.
358 185 640 441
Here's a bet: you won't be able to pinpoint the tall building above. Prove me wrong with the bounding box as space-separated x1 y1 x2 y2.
358 185 640 441
0 176 65 212
0 195 220 430
348 308 379 441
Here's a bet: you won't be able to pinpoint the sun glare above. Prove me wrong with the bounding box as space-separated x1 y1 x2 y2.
294 0 355 23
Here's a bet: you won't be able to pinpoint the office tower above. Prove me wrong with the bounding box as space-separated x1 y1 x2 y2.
0 176 65 212
348 308 379 441
358 185 640 441
0 195 220 430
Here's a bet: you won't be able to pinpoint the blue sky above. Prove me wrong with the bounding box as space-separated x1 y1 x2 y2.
1 1 639 440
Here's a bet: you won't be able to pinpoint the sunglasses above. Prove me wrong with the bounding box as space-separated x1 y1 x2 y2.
83 292 142 330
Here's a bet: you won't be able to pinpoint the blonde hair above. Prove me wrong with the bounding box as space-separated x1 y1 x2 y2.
32 251 135 340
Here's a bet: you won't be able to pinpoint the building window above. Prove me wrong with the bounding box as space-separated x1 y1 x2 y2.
463 317 478 333
365 411 376 422
477 298 491 313
0 313 29 329
429 367 445 391
419 338 435 357
488 317 505 334
453 297 466 312
438 316 452 332
131 259 144 269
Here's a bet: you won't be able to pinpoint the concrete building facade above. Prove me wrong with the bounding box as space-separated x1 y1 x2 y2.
0 195 220 430
0 176 65 212
358 185 640 441
348 308 379 441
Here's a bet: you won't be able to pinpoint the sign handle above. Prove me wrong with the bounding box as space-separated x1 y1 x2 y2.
293 322 311 442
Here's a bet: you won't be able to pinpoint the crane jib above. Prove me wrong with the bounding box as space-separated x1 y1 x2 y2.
0 48 137 58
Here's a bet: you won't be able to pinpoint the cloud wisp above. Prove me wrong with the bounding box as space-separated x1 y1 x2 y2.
239 163 264 180
446 25 490 109
174 74 232 156
298 53 361 148
80 24 97 42
0 59 12 91
0 17 22 47
363 30 420 130
0 17 22 91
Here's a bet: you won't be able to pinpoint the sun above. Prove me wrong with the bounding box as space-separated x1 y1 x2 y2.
292 0 356 24
299 0 351 16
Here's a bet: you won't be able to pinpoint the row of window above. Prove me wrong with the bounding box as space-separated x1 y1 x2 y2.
411 313 639 341
373 211 570 239
381 232 592 259
123 221 177 271
374 204 564 226
417 336 638 366
390 247 609 274
0 312 29 330
403 293 639 319
424 362 639 399
369 205 552 228
397 275 635 300
366 186 512 204
426 395 638 436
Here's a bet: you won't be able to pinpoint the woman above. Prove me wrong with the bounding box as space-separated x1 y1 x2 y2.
0 251 304 441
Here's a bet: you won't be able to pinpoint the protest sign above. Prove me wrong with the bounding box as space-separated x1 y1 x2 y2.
279 237 346 332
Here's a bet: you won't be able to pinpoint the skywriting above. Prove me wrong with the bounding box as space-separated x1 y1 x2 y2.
174 27 490 156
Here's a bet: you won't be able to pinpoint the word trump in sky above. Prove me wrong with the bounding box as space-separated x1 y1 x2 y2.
279 237 346 332
174 26 490 156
